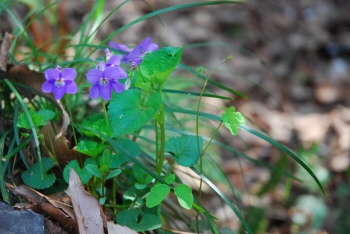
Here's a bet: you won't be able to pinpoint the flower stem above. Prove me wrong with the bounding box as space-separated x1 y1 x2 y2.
156 121 165 175
102 100 111 138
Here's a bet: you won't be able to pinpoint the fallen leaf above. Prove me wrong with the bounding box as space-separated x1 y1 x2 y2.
40 123 88 167
65 168 107 234
0 32 14 71
107 221 138 234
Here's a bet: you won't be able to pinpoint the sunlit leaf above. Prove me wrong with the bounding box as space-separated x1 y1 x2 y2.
146 184 170 208
174 183 193 210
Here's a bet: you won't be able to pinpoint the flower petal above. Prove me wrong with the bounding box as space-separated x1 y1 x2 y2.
42 80 54 93
107 55 121 66
53 86 66 100
104 66 127 80
44 68 60 80
100 85 112 100
111 80 125 93
86 69 103 84
109 41 131 53
66 81 78 94
89 83 100 99
147 43 158 53
139 37 152 48
61 68 77 81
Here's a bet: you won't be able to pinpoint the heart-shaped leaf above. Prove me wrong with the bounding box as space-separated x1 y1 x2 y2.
116 209 162 232
140 46 183 85
63 158 96 184
174 184 193 210
108 89 161 137
21 158 56 189
165 135 203 167
76 140 105 158
17 109 55 129
146 184 170 208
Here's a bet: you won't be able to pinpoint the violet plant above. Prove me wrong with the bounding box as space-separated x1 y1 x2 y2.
1 1 326 233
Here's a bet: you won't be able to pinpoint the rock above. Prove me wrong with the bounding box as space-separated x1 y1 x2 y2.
0 202 46 234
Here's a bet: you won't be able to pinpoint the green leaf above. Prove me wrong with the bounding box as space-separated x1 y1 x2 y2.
133 164 153 184
174 184 193 210
108 89 161 136
76 140 105 158
105 169 122 180
116 209 162 232
80 114 107 137
101 149 112 166
86 164 103 179
63 158 96 184
164 174 176 184
110 138 141 168
221 106 245 135
17 109 55 129
146 184 170 208
21 158 56 189
140 46 183 85
36 109 55 123
165 135 203 167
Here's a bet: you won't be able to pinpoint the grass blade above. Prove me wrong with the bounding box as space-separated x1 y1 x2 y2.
239 125 326 196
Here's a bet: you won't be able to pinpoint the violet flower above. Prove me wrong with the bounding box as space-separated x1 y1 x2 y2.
42 65 78 100
110 37 158 67
86 48 127 100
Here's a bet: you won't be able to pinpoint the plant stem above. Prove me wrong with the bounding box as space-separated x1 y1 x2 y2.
157 121 165 175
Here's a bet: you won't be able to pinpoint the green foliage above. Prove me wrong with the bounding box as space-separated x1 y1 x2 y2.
221 106 245 136
165 135 203 167
17 109 55 129
146 184 171 208
108 89 162 136
140 46 183 85
80 114 108 138
21 158 56 189
116 209 162 232
174 184 193 210
63 158 96 184
110 138 141 168
76 140 105 158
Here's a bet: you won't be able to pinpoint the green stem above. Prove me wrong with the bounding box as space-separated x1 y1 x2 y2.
65 97 81 165
157 121 165 175
102 100 111 137
154 119 159 169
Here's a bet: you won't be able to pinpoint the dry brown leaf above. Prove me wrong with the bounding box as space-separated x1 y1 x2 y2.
107 221 138 234
40 123 87 167
65 168 107 234
0 32 14 71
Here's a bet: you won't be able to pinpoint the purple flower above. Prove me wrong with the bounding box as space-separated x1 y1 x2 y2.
109 37 158 67
42 65 78 100
86 66 127 101
109 42 131 63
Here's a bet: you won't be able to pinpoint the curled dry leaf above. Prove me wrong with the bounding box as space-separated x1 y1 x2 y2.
107 221 138 234
0 32 14 71
65 168 107 234
40 123 87 167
